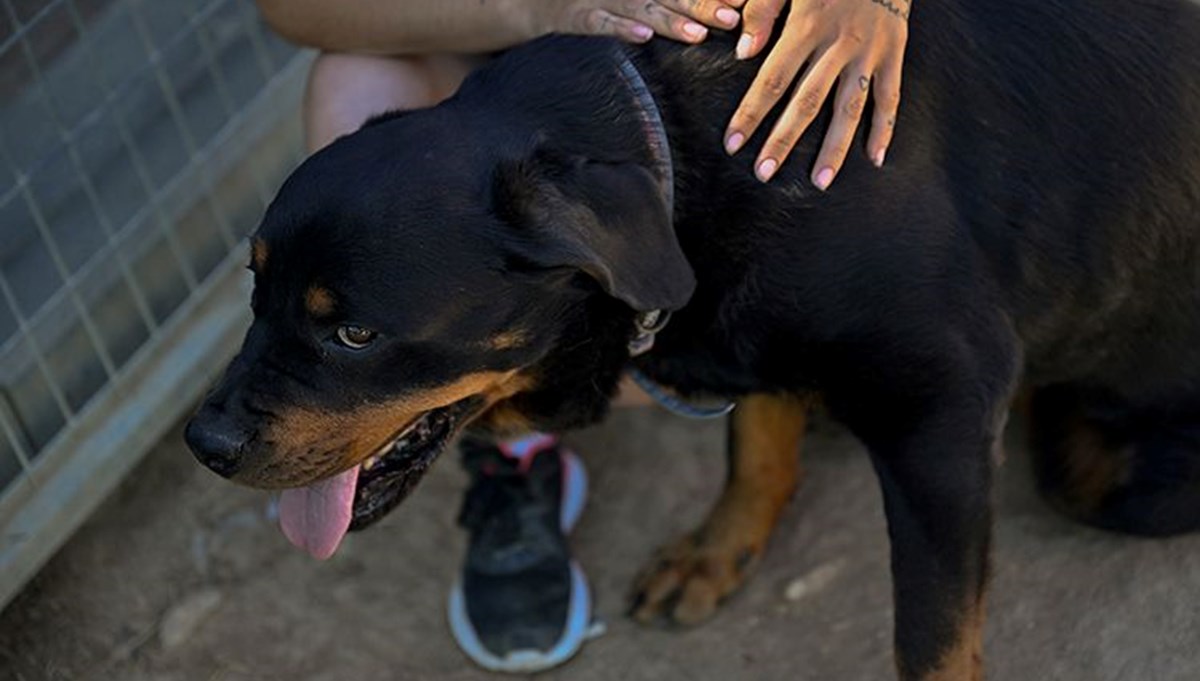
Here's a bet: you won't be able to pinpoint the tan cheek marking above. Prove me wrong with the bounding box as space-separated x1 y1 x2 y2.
263 370 534 475
305 285 336 318
476 402 536 437
251 237 269 272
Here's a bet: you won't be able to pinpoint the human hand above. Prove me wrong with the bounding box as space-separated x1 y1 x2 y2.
534 0 743 45
724 0 910 186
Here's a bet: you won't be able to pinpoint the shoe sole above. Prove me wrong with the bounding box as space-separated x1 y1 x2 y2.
447 560 592 673
559 449 587 532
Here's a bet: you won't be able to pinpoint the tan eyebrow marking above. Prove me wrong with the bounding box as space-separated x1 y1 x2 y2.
486 330 530 351
305 285 336 318
250 237 269 272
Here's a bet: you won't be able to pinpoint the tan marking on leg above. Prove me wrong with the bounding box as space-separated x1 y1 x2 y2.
305 285 336 318
1060 422 1131 515
632 393 813 625
922 598 986 681
250 237 269 272
244 370 533 488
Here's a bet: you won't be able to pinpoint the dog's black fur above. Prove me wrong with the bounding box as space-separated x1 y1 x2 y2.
188 0 1200 677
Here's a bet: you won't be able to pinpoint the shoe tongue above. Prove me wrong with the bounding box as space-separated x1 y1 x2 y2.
278 466 360 560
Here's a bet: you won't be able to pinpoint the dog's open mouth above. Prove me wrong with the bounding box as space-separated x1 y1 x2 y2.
277 396 484 560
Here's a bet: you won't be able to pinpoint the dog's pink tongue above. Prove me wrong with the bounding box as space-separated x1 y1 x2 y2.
278 466 359 560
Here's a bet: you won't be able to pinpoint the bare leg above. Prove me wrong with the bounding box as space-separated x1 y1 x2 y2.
303 52 481 152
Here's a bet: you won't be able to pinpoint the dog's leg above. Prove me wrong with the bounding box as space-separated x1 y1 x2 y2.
834 340 1017 681
630 393 810 625
865 409 994 681
1030 384 1200 536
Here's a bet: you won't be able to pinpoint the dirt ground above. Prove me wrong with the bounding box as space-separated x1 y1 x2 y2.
2 408 1199 680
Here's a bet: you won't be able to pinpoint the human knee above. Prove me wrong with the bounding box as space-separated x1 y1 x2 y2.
303 52 447 150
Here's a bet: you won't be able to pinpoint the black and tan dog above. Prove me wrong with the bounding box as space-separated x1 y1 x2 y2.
186 0 1200 678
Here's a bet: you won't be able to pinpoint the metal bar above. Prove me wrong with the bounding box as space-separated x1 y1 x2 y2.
30 0 162 339
0 0 70 56
125 0 239 252
236 1 297 201
0 0 309 610
0 243 253 610
0 390 36 477
2 0 120 381
1 0 241 189
0 56 307 365
58 0 202 294
189 0 272 207
0 270 75 423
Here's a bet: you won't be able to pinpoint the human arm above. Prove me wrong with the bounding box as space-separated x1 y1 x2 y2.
254 0 743 55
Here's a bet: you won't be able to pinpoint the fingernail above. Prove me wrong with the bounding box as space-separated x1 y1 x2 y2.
683 22 707 40
716 7 740 27
872 149 887 168
724 132 745 155
756 158 778 182
631 23 653 41
736 34 753 59
813 167 834 190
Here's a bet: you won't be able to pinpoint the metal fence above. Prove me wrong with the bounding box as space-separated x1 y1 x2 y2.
0 0 309 608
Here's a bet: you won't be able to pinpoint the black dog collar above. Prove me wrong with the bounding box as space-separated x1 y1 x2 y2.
616 55 736 421
617 55 674 357
617 56 675 218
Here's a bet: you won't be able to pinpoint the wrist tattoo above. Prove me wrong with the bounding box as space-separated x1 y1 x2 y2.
867 0 911 21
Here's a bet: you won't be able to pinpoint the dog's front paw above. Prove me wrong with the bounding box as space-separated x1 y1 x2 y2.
628 529 762 626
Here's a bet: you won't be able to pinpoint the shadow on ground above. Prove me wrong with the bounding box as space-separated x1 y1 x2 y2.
2 409 1198 680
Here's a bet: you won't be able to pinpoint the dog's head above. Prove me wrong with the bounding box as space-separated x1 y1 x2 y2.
184 99 693 556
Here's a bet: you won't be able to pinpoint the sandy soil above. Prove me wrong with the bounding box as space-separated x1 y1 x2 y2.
2 409 1199 680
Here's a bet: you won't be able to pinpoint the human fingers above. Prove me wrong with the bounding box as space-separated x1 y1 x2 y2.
752 48 841 182
866 53 903 167
610 0 710 43
654 0 742 31
736 0 787 60
568 7 656 42
809 64 871 189
723 28 817 158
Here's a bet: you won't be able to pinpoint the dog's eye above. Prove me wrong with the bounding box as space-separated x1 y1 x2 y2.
336 324 377 349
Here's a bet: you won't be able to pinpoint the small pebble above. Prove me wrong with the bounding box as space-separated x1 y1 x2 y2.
159 589 223 648
784 560 845 602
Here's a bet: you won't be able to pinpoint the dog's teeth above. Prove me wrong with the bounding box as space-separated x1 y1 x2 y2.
398 422 417 438
362 454 380 470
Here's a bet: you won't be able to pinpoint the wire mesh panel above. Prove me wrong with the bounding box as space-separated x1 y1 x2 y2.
0 0 308 607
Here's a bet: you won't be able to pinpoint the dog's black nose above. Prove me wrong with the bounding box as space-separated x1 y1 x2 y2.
184 415 245 479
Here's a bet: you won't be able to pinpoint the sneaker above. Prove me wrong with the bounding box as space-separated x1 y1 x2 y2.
448 434 592 673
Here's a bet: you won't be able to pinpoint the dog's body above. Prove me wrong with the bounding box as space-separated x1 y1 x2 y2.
187 1 1200 678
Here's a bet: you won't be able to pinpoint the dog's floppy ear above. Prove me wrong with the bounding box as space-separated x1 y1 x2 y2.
493 153 695 312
